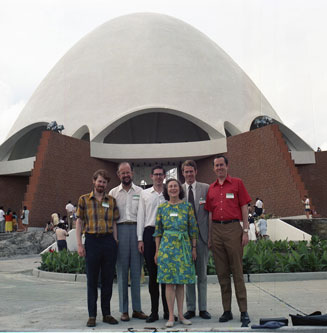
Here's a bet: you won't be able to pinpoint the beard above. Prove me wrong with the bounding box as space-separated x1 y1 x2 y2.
122 177 132 186
95 185 105 193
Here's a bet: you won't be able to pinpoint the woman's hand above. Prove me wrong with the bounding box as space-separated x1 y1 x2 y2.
154 251 158 265
192 247 197 261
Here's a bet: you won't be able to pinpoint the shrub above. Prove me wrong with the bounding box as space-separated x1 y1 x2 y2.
40 238 327 275
40 250 85 274
241 237 327 274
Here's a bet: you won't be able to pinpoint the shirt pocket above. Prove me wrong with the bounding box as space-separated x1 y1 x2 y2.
131 195 140 213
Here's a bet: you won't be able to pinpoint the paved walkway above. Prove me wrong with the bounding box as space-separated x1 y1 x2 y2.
0 255 327 332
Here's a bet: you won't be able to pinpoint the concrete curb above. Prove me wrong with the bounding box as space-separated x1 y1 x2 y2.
245 271 327 282
32 268 327 283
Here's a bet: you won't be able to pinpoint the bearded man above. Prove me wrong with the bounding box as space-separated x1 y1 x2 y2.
109 162 147 322
76 169 119 327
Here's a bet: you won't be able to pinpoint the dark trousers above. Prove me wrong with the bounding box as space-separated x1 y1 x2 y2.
57 240 67 251
143 226 168 315
85 233 117 318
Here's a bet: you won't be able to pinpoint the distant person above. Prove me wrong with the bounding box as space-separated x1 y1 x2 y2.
247 203 253 216
257 215 268 239
55 222 69 251
12 212 18 232
302 195 311 219
21 206 29 232
72 204 77 228
51 212 59 226
65 200 74 229
61 215 69 230
254 198 263 217
248 214 256 241
5 209 13 233
0 206 5 233
44 221 54 232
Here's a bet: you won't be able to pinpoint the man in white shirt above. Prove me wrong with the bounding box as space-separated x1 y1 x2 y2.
0 206 5 233
65 200 75 229
254 198 263 217
137 165 168 323
109 162 147 322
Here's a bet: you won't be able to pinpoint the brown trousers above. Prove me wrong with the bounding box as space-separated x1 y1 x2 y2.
211 221 247 312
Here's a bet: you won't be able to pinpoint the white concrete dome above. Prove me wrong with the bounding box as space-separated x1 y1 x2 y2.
0 12 313 173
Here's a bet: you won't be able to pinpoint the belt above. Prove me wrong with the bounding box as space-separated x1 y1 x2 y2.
164 230 190 262
118 221 137 225
212 219 239 224
85 233 112 238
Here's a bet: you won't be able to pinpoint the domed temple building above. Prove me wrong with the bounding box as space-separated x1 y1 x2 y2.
0 13 326 226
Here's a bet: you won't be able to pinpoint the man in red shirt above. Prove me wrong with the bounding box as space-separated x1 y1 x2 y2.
205 155 251 327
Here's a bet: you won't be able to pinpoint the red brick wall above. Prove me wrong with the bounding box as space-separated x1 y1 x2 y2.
0 176 29 218
23 131 119 227
4 124 324 227
297 151 327 217
196 125 309 217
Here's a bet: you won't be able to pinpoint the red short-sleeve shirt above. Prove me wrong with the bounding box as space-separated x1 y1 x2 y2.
205 174 251 221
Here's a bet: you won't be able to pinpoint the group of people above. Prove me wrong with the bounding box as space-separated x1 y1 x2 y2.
45 202 77 233
0 206 29 233
247 211 268 241
75 155 252 328
247 199 268 241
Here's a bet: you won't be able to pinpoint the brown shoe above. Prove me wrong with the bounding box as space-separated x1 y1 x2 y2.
86 317 96 327
132 311 148 320
120 312 130 322
103 315 118 325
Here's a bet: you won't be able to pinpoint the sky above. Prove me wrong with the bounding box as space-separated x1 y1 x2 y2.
1 0 327 150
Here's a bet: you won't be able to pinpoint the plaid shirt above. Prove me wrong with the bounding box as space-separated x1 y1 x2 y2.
77 191 119 234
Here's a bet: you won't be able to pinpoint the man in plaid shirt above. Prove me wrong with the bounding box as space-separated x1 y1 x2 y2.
76 169 119 328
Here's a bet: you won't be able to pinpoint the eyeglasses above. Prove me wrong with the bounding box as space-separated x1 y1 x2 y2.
153 173 164 177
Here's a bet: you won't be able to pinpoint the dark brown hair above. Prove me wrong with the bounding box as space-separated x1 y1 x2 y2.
163 178 184 200
151 165 166 175
93 169 110 182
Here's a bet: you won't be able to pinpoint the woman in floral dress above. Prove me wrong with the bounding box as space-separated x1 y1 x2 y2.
154 178 198 328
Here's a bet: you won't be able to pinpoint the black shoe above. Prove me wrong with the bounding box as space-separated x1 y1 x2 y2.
219 311 233 322
240 312 251 327
199 310 211 319
164 313 178 321
146 313 159 323
184 311 196 319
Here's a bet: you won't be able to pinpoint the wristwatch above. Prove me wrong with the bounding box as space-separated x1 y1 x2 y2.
243 228 249 233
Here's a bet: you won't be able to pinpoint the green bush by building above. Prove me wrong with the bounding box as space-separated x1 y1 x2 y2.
40 236 327 275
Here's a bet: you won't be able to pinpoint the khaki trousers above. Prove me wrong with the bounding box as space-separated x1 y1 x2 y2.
211 221 247 312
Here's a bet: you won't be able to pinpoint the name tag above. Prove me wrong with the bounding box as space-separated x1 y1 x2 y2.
226 193 234 199
199 198 206 204
170 213 178 217
132 195 140 200
102 202 109 208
